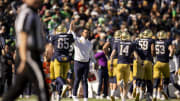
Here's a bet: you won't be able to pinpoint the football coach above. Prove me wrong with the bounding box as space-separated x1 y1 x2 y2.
68 20 96 101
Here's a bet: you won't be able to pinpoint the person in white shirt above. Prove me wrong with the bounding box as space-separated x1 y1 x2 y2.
68 20 96 101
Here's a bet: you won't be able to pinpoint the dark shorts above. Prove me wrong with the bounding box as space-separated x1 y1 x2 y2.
67 72 73 79
109 76 117 83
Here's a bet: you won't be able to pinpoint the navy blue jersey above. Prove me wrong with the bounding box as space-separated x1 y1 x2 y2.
106 37 119 59
113 40 136 64
51 33 74 61
155 39 172 62
136 38 154 61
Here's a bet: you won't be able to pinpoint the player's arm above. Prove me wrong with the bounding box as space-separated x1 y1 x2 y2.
168 44 174 58
17 31 27 74
110 49 116 72
134 51 142 64
45 43 54 60
151 43 155 56
103 41 110 56
68 20 77 39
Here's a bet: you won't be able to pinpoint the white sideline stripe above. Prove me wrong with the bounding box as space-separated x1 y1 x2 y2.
26 51 44 89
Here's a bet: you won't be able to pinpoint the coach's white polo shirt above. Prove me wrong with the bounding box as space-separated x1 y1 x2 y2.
68 30 96 63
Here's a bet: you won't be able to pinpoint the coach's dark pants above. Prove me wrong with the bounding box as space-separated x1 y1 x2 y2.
97 66 108 96
73 61 89 98
2 51 49 101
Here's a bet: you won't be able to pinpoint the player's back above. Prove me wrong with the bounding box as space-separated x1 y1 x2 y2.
137 38 154 61
114 40 136 64
52 33 74 57
155 39 171 63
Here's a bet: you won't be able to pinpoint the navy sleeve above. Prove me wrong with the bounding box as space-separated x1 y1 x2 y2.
167 39 172 46
113 41 118 51
69 34 74 43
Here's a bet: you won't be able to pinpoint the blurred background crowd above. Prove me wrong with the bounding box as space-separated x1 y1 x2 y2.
0 0 180 98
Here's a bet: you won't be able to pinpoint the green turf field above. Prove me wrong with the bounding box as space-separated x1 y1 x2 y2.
13 98 180 101
1 96 179 101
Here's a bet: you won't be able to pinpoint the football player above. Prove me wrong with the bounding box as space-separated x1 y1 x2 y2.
49 25 74 100
135 29 154 101
103 30 121 100
152 31 174 101
132 32 144 99
110 31 142 101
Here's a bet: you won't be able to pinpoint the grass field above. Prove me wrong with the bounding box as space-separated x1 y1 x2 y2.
13 98 180 101
0 96 179 101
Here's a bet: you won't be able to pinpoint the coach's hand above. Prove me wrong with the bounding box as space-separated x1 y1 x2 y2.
17 61 26 74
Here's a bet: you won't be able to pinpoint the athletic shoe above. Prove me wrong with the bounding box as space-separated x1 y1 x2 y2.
161 91 168 100
19 94 23 98
157 92 161 100
106 96 110 100
146 93 152 101
68 95 72 98
25 95 30 99
174 91 180 99
128 92 133 99
96 96 100 99
115 96 119 99
72 96 79 101
84 98 88 101
121 96 126 101
61 85 68 97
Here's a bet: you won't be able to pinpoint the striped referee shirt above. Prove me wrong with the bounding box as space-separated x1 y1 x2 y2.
15 4 45 52
68 30 96 63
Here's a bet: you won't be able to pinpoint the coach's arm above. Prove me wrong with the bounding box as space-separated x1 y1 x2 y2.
17 31 27 74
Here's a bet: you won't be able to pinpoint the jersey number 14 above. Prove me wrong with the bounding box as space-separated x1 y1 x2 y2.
119 45 129 56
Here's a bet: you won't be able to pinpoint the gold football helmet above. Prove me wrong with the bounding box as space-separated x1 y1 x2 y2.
143 29 153 38
121 31 131 40
139 32 144 39
157 30 167 40
114 30 122 39
55 25 67 34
